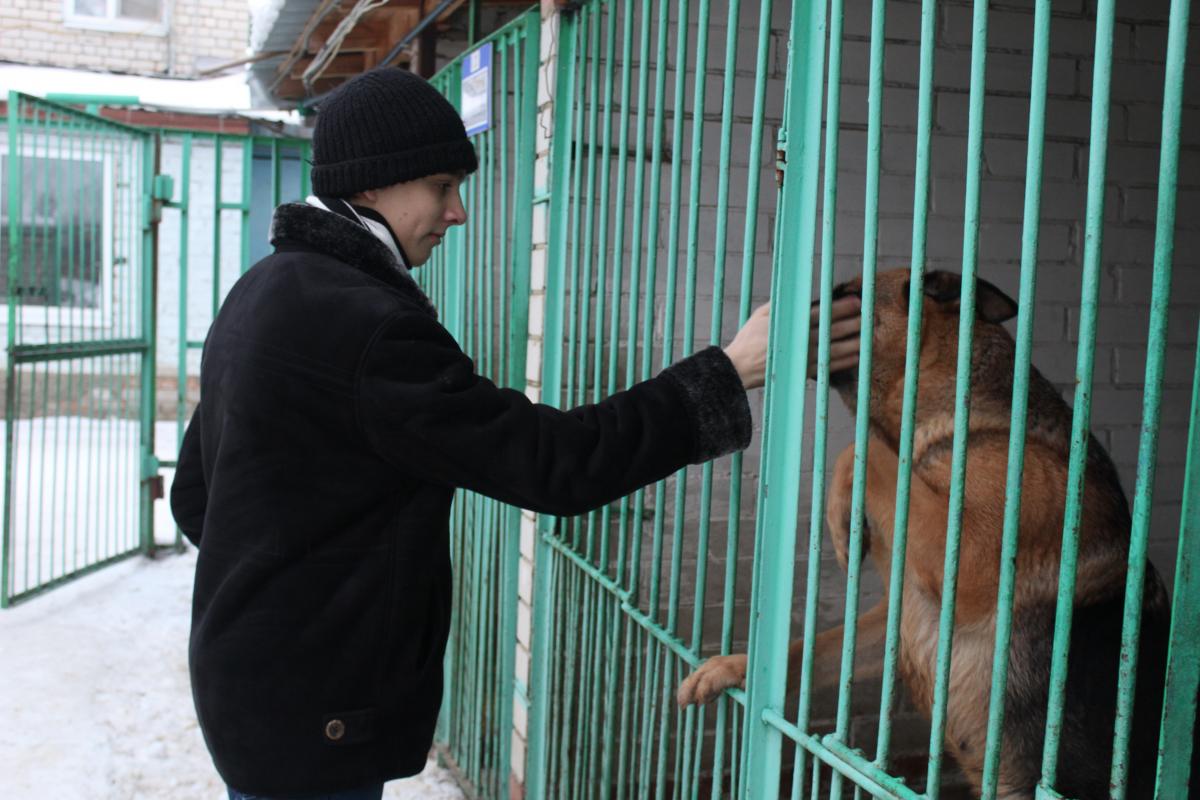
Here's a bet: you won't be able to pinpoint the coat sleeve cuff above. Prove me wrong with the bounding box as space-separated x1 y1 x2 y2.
659 346 752 463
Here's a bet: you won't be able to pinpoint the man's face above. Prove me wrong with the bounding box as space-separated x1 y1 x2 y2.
356 172 468 266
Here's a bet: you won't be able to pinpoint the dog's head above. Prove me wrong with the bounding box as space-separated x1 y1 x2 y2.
829 268 1018 436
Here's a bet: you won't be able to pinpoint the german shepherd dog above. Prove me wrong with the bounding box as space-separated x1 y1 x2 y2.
677 269 1193 799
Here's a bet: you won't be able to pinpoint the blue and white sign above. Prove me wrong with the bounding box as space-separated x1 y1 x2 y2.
461 42 493 136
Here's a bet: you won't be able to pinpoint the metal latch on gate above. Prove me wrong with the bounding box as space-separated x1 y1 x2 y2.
142 454 165 501
147 174 175 223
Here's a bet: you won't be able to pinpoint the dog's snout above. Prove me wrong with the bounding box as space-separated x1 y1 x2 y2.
832 284 862 301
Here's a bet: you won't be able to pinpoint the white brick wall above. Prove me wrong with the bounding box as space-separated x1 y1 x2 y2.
0 0 248 77
508 7 559 791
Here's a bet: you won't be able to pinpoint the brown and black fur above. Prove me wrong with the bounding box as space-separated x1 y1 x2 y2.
678 269 1192 799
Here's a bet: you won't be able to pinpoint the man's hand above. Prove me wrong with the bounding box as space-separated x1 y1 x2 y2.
723 303 770 390
810 295 861 379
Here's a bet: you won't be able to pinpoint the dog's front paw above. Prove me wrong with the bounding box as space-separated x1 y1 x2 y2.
677 654 748 707
827 445 858 571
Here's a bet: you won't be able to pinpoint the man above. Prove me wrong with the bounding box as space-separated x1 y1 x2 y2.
170 67 773 799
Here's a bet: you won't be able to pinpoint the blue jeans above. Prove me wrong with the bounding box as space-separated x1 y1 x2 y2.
227 785 384 800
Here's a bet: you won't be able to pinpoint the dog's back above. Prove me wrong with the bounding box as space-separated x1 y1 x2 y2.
963 287 1173 798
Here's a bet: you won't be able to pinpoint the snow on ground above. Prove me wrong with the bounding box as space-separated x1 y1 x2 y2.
0 421 465 800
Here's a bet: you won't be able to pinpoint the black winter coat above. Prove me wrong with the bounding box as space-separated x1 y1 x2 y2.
170 202 752 797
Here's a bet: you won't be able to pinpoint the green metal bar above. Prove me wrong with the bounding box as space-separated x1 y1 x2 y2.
45 93 138 107
684 0 741 672
299 141 311 198
705 1 772 796
14 92 145 134
557 566 582 797
762 709 925 800
660 0 690 637
1041 0 1116 789
672 660 687 798
829 0 904 790
213 136 223 319
54 115 74 576
980 2 1050 795
498 41 510 390
590 0 618 572
572 573 596 798
622 0 654 605
925 3 989 796
177 134 192 452
2 91 21 607
1155 319 1200 799
470 494 489 782
597 587 624 800
240 139 252 273
583 584 607 800
872 0 936 778
635 628 657 793
563 6 588 422
482 127 494 380
653 647 672 797
643 0 670 620
270 138 281 209
51 107 68 580
572 22 602 556
3 547 143 607
1111 1 1191 794
576 3 599 417
599 587 622 799
607 0 635 587
677 0 714 647
794 1 844 796
138 129 155 555
742 0 827 794
615 612 636 800
10 339 150 362
526 7 578 794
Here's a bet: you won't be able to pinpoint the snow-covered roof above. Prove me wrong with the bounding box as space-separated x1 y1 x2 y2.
0 62 300 123
246 0 326 109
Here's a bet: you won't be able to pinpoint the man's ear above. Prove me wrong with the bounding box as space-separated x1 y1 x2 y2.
352 189 378 205
923 270 1018 323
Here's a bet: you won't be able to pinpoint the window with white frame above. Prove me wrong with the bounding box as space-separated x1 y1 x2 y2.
0 146 114 327
64 0 167 35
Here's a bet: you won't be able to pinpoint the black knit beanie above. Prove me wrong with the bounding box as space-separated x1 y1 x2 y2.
311 67 478 197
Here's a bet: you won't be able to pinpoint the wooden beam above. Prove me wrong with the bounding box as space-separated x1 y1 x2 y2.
289 51 368 80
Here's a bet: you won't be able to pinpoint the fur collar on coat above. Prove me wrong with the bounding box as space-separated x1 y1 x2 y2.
269 201 438 319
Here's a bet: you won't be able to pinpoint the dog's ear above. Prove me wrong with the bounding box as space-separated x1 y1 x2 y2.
976 278 1019 323
923 271 1018 324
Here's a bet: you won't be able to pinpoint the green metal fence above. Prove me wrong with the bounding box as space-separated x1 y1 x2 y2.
421 8 540 798
1 93 155 607
527 1 777 795
523 2 1199 799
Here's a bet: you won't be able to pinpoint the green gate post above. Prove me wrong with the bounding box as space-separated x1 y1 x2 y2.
175 133 192 452
741 0 827 795
138 127 158 553
2 91 22 608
